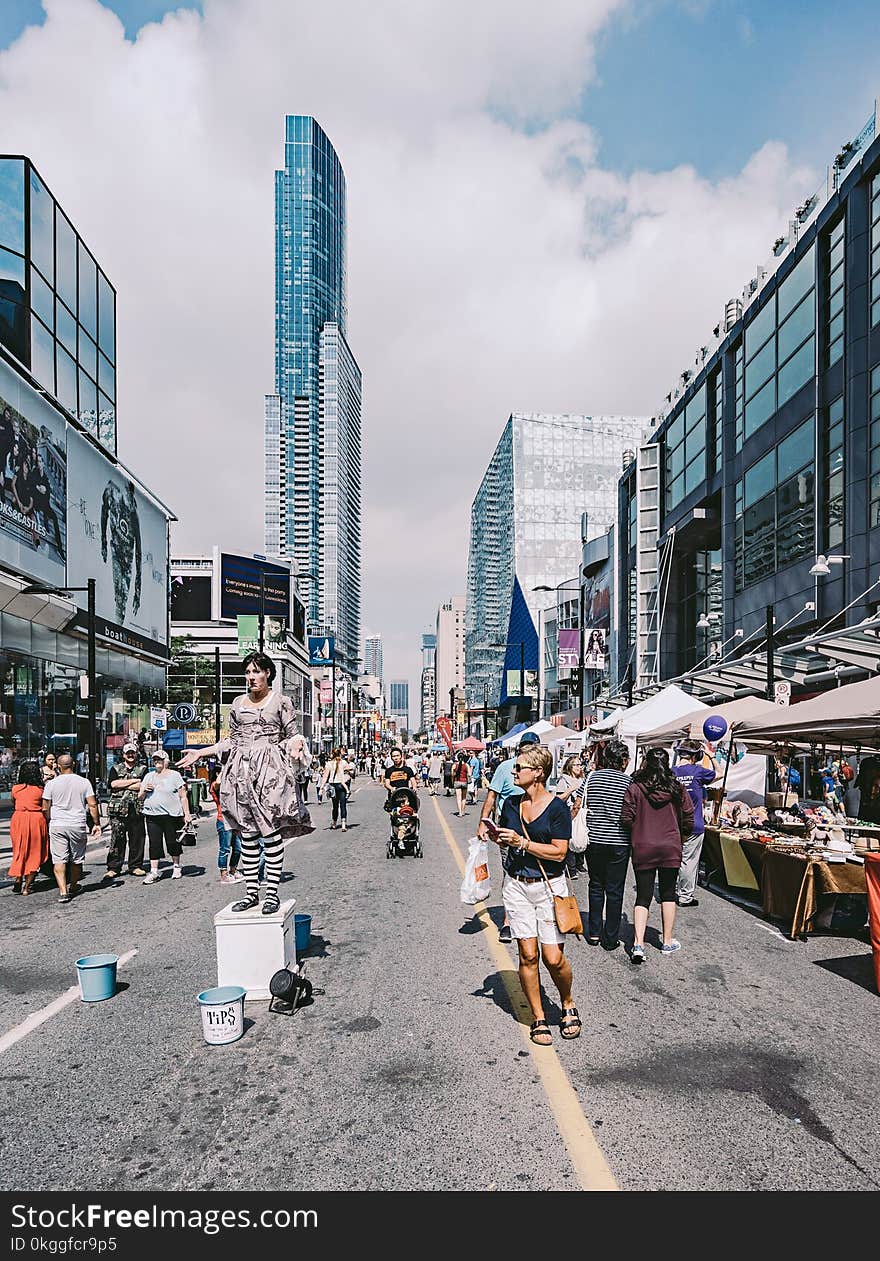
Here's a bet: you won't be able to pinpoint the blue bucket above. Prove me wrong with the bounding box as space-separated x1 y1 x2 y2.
294 913 312 954
75 954 118 1003
198 985 246 1045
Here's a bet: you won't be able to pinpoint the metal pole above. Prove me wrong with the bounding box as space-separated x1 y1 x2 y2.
520 641 525 719
87 577 97 785
578 580 585 732
483 682 488 743
258 573 265 653
765 604 775 701
346 680 352 749
626 661 634 708
214 646 221 744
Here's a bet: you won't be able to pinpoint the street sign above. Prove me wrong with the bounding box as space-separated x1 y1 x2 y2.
150 706 168 730
173 703 197 725
774 681 791 707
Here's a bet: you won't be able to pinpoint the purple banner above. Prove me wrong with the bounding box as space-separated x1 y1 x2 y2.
557 629 579 669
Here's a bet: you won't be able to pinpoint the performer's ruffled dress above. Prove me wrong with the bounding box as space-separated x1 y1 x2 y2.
218 693 313 839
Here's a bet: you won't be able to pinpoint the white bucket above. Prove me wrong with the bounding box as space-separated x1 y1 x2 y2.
198 985 246 1045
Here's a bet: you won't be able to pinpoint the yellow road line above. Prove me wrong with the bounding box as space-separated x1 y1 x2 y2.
430 795 619 1192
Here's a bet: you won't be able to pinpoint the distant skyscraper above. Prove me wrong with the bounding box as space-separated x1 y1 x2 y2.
364 635 383 681
465 414 645 709
435 597 466 712
388 680 410 732
420 633 437 732
265 115 362 675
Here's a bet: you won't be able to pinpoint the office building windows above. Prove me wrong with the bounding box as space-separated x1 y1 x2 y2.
867 174 872 330
664 385 705 512
825 395 845 550
742 247 815 443
734 416 814 592
870 365 880 529
734 340 744 451
708 368 722 474
823 216 845 368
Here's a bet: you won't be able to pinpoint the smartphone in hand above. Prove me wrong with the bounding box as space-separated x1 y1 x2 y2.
482 818 501 840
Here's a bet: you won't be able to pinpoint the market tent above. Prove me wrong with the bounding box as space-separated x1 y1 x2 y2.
735 675 880 748
589 707 624 734
543 726 582 744
496 721 528 747
615 685 708 739
499 719 553 748
454 736 485 752
638 695 779 748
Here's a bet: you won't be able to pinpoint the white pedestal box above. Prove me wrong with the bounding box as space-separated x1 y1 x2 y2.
214 898 297 1000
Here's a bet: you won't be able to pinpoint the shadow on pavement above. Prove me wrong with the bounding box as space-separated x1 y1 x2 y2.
814 952 877 994
302 933 330 959
472 969 519 1020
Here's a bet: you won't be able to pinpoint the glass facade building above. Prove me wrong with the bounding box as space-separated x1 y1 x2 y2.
266 117 362 677
0 157 117 452
618 102 880 691
364 635 383 682
465 414 644 712
388 679 409 732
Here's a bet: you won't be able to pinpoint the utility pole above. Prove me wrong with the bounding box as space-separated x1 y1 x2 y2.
258 573 266 653
765 604 775 701
483 682 489 743
214 646 221 743
87 577 97 784
577 580 585 733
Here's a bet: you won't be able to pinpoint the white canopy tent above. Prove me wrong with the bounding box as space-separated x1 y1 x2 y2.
637 695 780 748
735 674 880 750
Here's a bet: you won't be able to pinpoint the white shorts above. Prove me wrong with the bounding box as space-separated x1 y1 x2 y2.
49 826 88 865
502 872 568 946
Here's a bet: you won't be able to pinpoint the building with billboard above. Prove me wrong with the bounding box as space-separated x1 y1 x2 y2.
264 116 362 678
0 155 172 794
170 549 312 742
464 414 645 722
613 100 880 704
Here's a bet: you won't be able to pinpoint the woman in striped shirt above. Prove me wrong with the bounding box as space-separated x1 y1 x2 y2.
582 739 632 950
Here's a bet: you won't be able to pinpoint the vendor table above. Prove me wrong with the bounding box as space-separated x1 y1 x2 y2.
703 826 867 939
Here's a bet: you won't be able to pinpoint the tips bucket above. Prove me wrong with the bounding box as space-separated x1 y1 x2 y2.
198 985 246 1045
75 954 118 1002
294 913 312 955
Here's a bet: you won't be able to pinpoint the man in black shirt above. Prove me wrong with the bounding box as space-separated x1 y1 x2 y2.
382 747 417 797
104 743 148 878
28 454 63 553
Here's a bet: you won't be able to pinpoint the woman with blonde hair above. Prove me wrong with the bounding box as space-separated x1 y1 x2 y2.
487 743 581 1045
321 746 354 831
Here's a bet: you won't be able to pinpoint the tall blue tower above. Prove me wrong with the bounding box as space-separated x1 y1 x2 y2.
266 117 362 676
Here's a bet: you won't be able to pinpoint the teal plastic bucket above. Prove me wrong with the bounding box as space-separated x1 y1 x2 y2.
294 914 312 954
75 954 118 1003
198 985 246 1045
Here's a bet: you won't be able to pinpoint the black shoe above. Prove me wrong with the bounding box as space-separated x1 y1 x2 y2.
676 897 699 907
262 895 280 916
231 894 259 913
585 936 600 946
600 939 621 951
498 924 512 944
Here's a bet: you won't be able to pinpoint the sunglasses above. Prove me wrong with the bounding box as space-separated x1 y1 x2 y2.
513 763 535 772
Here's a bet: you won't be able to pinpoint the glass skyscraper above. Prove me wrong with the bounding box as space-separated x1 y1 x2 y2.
465 414 645 710
266 116 362 675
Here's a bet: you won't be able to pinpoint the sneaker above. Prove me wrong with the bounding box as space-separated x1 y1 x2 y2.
498 924 512 944
227 871 245 883
341 822 347 831
676 897 698 907
171 866 183 879
219 871 234 884
631 943 645 964
661 939 682 954
143 871 161 884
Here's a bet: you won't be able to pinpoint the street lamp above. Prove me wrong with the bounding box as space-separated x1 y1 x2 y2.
22 578 97 780
533 577 583 728
810 553 849 577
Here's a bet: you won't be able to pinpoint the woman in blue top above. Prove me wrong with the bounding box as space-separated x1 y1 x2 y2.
487 744 581 1045
137 750 192 884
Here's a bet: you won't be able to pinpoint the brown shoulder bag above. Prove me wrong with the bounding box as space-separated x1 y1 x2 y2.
519 803 583 936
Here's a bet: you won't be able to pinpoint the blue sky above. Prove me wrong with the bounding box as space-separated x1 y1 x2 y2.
0 1 202 47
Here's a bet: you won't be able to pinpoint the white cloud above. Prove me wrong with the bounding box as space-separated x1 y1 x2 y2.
0 0 820 705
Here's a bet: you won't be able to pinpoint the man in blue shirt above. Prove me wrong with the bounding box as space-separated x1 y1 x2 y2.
467 753 482 804
673 741 716 908
478 731 541 942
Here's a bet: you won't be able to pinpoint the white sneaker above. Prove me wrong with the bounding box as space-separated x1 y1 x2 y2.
341 822 347 831
227 871 245 883
143 871 161 884
171 866 182 879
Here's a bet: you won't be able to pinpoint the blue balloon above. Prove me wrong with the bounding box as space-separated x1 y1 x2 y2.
703 715 728 742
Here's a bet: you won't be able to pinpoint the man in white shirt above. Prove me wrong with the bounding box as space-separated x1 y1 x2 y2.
42 753 102 903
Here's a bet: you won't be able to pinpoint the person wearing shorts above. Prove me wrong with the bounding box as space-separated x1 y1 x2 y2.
42 754 101 904
487 744 581 1046
137 751 192 884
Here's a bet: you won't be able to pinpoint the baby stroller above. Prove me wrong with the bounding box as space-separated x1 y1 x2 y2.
384 787 422 858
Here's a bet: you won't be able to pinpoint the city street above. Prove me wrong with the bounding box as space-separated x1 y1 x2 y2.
0 778 878 1193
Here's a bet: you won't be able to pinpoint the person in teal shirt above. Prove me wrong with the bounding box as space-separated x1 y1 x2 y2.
478 732 541 943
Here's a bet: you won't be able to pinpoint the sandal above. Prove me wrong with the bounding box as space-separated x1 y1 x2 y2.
529 1019 553 1046
262 894 281 916
560 1007 582 1039
231 894 259 913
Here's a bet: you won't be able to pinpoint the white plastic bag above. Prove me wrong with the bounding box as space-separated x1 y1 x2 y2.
568 772 591 854
460 836 491 904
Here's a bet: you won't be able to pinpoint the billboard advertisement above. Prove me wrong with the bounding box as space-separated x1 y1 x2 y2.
219 552 290 619
66 427 169 657
237 615 286 657
0 356 67 587
557 629 579 670
308 635 334 666
583 627 607 671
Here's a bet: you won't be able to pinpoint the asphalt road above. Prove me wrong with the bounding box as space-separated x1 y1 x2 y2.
1 777 878 1192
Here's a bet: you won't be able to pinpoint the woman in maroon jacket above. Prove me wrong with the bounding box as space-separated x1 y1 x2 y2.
620 748 694 963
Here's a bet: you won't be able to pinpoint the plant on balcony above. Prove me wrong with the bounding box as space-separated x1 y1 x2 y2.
833 141 855 170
